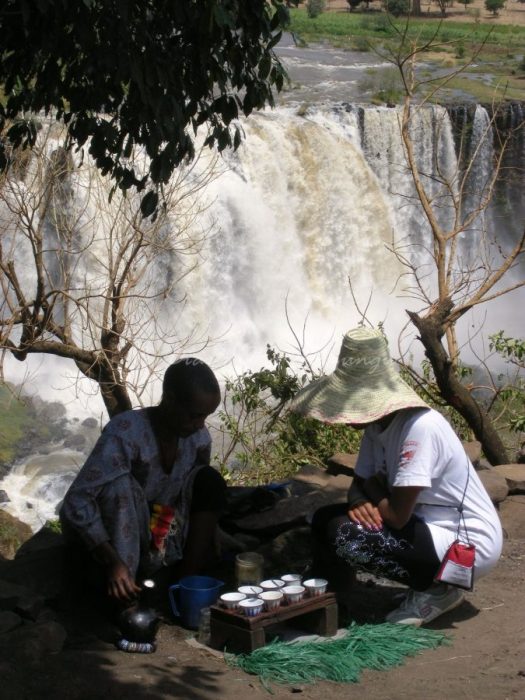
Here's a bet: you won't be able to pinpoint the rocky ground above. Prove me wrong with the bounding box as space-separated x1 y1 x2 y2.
0 448 524 699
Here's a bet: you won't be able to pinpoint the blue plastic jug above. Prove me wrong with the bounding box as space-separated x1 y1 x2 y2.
168 575 224 629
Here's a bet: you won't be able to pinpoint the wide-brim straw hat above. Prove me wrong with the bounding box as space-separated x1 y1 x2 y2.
289 327 429 424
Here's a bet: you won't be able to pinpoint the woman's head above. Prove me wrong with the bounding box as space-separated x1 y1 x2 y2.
289 327 428 425
160 359 220 437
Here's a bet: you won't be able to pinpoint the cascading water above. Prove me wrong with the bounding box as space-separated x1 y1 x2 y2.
1 87 523 530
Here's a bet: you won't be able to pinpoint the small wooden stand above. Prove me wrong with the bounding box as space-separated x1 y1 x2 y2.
209 592 338 654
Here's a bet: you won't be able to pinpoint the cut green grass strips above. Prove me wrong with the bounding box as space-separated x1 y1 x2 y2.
227 622 451 686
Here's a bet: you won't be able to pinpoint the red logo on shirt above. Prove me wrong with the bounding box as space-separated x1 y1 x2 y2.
399 441 419 468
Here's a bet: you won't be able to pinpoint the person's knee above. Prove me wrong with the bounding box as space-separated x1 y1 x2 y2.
191 466 227 513
311 503 348 537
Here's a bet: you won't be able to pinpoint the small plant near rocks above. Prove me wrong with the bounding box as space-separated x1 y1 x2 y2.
44 519 63 534
455 40 466 59
489 332 525 434
306 0 326 18
353 35 371 52
216 345 361 485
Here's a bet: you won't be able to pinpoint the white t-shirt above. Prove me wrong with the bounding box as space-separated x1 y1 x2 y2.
355 408 503 578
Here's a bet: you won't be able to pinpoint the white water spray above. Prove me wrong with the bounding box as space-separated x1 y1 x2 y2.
1 99 523 529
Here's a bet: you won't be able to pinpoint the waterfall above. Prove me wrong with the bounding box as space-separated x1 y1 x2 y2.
1 100 523 529
173 105 403 368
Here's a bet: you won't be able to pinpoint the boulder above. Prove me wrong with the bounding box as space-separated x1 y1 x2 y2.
257 526 313 576
0 619 67 662
498 495 525 540
0 579 46 620
0 511 32 560
63 434 86 450
225 488 346 537
493 464 525 495
0 610 22 634
327 452 358 475
463 441 482 467
1 533 65 599
477 458 492 472
478 469 509 504
293 463 353 492
81 417 98 429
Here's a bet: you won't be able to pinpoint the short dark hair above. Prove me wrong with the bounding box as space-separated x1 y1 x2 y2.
163 358 220 403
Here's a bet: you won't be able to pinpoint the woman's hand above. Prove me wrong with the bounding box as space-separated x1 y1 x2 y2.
92 541 142 602
348 501 383 530
107 559 142 602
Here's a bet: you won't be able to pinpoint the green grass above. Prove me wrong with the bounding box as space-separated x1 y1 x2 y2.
0 383 59 464
289 8 525 50
446 75 525 102
287 8 525 103
0 384 30 462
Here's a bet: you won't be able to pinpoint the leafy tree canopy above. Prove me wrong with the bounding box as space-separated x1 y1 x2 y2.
0 0 291 215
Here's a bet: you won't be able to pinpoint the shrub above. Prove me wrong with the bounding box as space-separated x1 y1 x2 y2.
489 332 525 435
353 35 371 52
306 0 326 18
359 67 404 104
485 0 505 15
359 14 392 34
216 345 361 484
384 0 410 16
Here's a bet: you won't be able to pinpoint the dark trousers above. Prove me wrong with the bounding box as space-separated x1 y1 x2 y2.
311 503 441 591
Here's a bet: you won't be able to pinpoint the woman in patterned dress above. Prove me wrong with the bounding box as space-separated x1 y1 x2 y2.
60 359 227 603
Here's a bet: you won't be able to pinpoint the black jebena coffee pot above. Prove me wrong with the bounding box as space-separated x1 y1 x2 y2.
118 579 160 644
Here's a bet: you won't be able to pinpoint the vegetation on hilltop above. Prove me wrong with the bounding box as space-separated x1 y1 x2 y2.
288 7 525 101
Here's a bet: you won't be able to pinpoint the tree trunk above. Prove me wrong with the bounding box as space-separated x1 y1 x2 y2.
411 0 421 15
407 301 509 466
76 357 132 418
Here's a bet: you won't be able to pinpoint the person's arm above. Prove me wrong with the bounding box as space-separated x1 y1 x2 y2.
61 429 142 600
91 541 141 601
363 478 424 530
347 474 384 530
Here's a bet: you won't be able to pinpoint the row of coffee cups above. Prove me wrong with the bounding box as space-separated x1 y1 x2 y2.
220 576 329 616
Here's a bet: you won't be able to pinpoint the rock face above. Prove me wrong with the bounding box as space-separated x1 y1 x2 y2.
478 470 509 504
0 510 33 560
493 464 525 494
463 441 482 468
0 527 67 663
326 452 358 475
222 465 350 538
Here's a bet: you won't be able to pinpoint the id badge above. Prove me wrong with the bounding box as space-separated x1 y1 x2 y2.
434 540 476 591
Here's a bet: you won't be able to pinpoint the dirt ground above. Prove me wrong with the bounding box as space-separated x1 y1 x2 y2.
2 494 524 700
325 0 525 28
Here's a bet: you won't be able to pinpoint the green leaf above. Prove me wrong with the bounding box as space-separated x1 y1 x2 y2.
259 54 272 81
140 190 158 218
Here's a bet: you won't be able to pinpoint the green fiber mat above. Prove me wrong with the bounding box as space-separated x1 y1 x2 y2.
227 621 451 686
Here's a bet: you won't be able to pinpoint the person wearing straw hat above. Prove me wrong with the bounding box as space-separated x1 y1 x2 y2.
291 327 502 627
